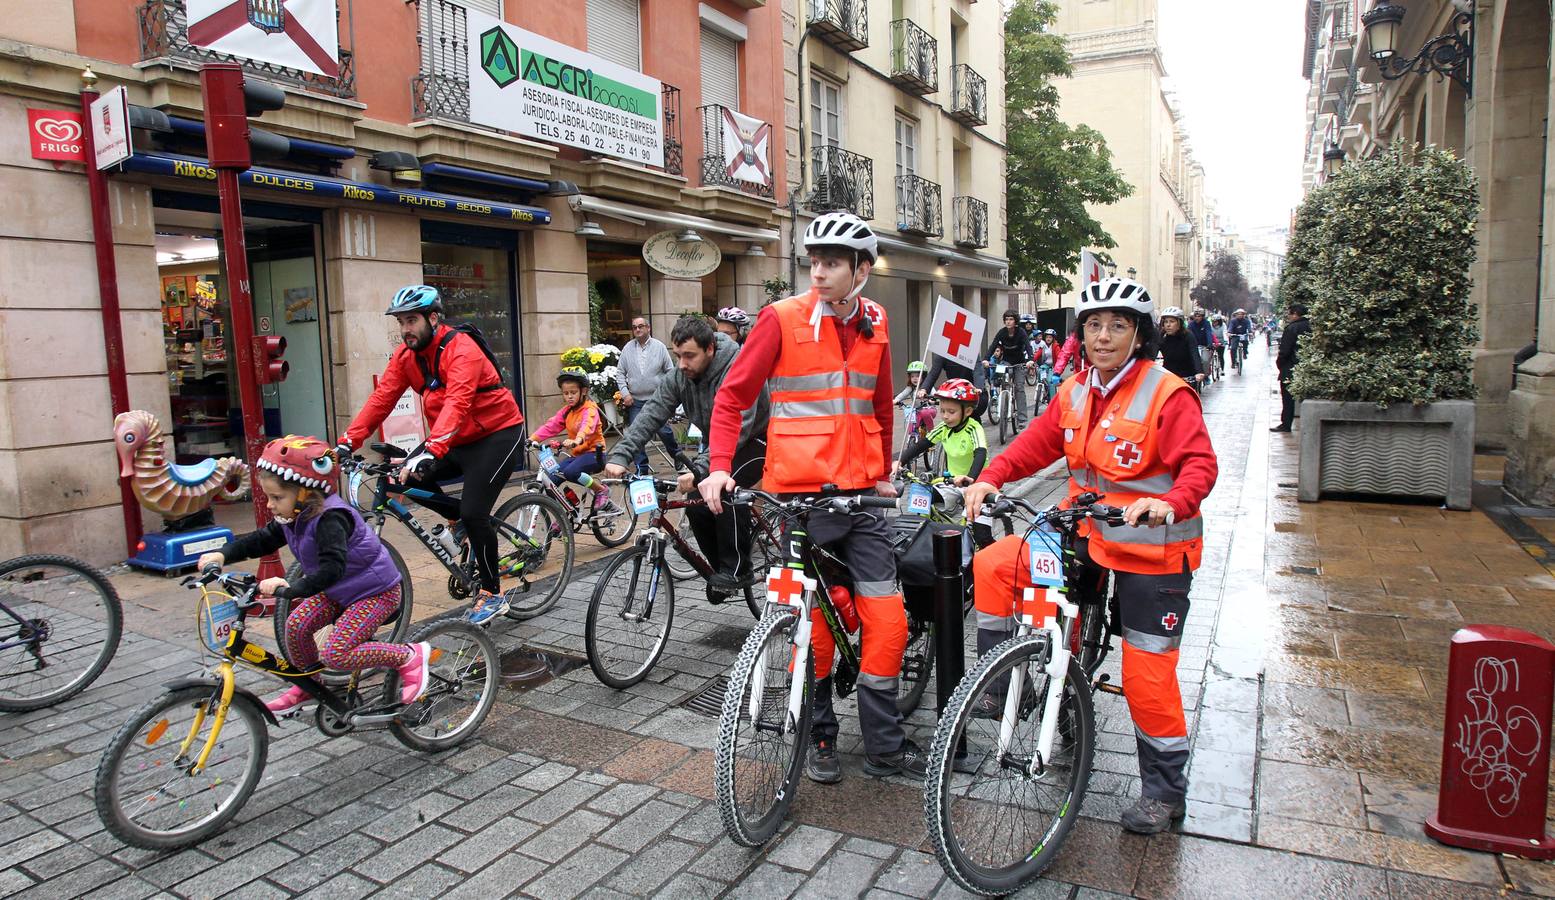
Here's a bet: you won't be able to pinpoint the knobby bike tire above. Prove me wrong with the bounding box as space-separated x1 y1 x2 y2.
95 685 269 850
277 541 414 684
586 546 676 689
492 492 575 620
924 639 1095 896
388 617 498 752
998 393 1010 444
716 606 812 847
0 554 122 712
987 389 1002 424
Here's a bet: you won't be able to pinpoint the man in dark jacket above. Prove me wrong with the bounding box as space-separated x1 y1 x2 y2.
605 317 768 598
984 310 1033 425
1272 304 1311 432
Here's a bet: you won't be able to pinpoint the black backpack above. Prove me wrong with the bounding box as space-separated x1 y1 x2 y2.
416 322 505 394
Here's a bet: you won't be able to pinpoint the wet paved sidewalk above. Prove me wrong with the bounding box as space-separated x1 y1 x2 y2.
4 344 1555 898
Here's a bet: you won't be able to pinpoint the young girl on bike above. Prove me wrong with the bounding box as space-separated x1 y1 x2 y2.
531 367 616 511
893 361 936 436
197 435 427 716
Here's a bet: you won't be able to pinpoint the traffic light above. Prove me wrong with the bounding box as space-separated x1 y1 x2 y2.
199 63 286 169
254 335 288 384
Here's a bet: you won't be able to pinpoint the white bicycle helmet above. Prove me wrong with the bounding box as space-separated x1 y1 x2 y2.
1077 277 1156 323
1160 305 1185 320
715 306 751 326
803 212 878 264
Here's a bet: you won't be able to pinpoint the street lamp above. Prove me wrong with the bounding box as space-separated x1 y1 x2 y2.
1323 141 1345 179
1126 266 1137 280
1106 262 1118 279
1362 0 1474 96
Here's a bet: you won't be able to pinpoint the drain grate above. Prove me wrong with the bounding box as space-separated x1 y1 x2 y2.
679 675 730 718
499 644 587 693
1289 565 1322 576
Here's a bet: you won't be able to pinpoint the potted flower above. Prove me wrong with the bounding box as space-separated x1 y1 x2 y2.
1287 143 1479 509
559 344 624 426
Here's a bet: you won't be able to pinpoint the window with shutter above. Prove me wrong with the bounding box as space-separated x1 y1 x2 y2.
700 27 740 111
587 0 642 71
420 0 503 88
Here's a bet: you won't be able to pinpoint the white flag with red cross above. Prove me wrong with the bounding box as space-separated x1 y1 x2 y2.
1079 249 1104 287
926 296 986 370
187 0 340 77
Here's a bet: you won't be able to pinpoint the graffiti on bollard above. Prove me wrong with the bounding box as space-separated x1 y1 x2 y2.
1424 625 1555 859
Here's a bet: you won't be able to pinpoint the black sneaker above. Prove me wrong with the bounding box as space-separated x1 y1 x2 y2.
706 584 731 605
863 739 928 780
805 740 842 784
707 570 742 594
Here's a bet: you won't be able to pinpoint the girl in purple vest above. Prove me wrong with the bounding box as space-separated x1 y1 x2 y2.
197 435 427 716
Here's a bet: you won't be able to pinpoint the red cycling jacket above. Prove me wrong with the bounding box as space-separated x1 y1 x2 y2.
344 325 523 457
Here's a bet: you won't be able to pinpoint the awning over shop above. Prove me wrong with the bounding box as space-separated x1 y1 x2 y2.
573 194 779 244
117 153 552 226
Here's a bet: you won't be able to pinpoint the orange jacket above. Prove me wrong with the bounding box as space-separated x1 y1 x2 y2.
532 399 605 454
762 292 892 493
1056 363 1204 575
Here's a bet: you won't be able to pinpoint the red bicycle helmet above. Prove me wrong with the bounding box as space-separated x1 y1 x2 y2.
255 435 337 493
931 378 980 404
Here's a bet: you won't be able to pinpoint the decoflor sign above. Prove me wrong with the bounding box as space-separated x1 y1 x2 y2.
641 230 722 279
468 11 664 169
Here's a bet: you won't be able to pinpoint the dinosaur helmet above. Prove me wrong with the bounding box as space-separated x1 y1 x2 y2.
256 435 337 493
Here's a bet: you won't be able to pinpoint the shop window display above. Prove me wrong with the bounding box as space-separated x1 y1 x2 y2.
421 242 517 393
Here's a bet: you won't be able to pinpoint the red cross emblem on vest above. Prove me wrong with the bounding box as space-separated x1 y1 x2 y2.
766 567 811 607
1161 612 1179 630
1113 440 1142 469
863 301 884 329
941 312 974 357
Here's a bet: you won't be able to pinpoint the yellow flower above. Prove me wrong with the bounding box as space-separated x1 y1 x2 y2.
589 351 606 365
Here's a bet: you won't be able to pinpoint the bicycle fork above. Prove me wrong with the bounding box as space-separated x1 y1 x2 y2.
999 588 1078 776
180 662 237 774
748 568 817 736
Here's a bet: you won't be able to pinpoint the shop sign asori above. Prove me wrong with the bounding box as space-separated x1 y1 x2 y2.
642 230 722 279
466 10 664 169
27 109 86 162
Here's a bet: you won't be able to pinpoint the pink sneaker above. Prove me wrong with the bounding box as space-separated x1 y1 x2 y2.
399 642 432 706
592 488 611 510
264 686 311 716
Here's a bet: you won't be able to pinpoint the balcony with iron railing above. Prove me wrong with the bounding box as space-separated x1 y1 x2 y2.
950 65 986 127
952 196 988 248
138 0 356 98
698 104 774 199
890 20 938 96
896 174 942 237
807 145 874 219
410 0 683 176
807 0 868 54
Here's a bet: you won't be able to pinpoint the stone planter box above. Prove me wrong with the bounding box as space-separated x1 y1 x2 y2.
1297 399 1475 510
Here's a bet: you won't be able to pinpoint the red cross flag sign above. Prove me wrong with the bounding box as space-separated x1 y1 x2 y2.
1079 249 1104 286
926 296 986 369
187 0 340 77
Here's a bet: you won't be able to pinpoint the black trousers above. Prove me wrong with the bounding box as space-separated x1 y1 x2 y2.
1279 372 1296 428
686 439 765 578
416 425 525 593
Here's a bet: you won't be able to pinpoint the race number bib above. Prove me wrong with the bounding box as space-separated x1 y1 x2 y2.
904 483 934 517
1027 530 1064 588
629 478 659 514
201 598 240 652
538 447 562 477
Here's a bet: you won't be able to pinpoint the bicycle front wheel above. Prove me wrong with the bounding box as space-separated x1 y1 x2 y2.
925 640 1095 896
716 607 811 847
662 507 700 581
94 685 268 850
389 617 498 752
493 492 575 620
998 394 1010 444
0 555 122 712
586 546 675 688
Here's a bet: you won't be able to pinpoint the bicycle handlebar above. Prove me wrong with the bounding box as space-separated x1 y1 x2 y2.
184 567 265 608
731 487 897 516
984 491 1127 531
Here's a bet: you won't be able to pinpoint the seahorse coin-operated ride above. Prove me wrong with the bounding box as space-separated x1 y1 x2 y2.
114 410 250 572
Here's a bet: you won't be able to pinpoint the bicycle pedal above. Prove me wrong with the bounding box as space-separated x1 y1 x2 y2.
1094 680 1124 695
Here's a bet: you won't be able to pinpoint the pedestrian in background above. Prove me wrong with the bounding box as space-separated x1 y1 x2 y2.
1271 304 1310 433
615 316 678 473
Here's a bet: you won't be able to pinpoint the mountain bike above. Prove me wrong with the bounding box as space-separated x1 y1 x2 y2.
340 444 573 624
585 477 786 688
987 364 1016 443
899 398 941 479
94 568 497 850
922 492 1125 895
0 555 122 712
517 442 640 549
1230 333 1247 375
715 489 939 848
1029 365 1054 417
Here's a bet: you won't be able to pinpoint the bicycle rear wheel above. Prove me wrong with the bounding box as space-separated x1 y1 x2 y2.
0 555 122 712
586 546 675 688
389 617 498 752
896 614 934 714
493 492 574 620
95 684 268 850
716 606 811 847
590 481 641 548
925 640 1094 896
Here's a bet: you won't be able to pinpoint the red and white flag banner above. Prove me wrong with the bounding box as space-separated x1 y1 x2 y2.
1079 249 1103 287
926 296 986 369
720 108 771 188
187 0 340 77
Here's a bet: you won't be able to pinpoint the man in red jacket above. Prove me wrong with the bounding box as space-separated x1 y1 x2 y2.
340 285 525 620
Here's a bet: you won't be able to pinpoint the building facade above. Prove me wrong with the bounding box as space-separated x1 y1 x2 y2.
782 0 1010 363
1303 0 1555 504
1 0 791 562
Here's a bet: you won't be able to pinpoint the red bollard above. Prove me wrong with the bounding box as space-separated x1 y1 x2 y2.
1425 625 1555 859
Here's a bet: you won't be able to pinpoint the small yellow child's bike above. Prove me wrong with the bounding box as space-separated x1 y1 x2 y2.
93 568 498 850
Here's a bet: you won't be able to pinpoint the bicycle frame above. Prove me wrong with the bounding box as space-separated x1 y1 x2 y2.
351 465 478 592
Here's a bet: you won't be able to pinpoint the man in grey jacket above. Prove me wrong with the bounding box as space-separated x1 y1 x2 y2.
606 317 768 600
616 316 678 473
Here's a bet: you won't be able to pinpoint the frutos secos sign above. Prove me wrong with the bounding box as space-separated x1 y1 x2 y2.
642 230 722 279
467 10 664 169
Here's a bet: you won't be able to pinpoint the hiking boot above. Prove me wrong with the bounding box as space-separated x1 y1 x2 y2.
805 740 842 784
466 590 510 626
398 642 432 706
1120 796 1187 834
264 686 312 716
863 739 928 780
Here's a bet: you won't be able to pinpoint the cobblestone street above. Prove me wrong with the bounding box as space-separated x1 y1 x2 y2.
4 345 1555 898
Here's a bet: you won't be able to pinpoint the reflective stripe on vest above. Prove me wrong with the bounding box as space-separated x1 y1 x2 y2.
772 398 877 418
770 372 847 392
1069 467 1177 495
1093 516 1203 545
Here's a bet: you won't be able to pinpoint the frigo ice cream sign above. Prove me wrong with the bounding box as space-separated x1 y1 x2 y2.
467 10 664 169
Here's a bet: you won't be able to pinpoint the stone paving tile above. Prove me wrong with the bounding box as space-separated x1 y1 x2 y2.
438 853 547 900
799 849 889 899
170 841 297 899
596 798 687 852
873 850 945 898
514 808 611 863
266 832 383 893
350 823 461 883
522 843 628 900
599 836 699 894
515 777 608 826
75 874 164 900
586 781 660 816
436 814 541 873
359 790 463 843
765 824 844 871
686 833 769 882
1134 833 1390 899
367 862 464 899
439 784 539 833
654 871 727 899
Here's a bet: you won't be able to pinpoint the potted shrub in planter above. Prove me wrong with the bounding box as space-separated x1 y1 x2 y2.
1287 144 1480 509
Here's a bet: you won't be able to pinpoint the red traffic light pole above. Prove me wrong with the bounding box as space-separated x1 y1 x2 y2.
200 63 283 582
